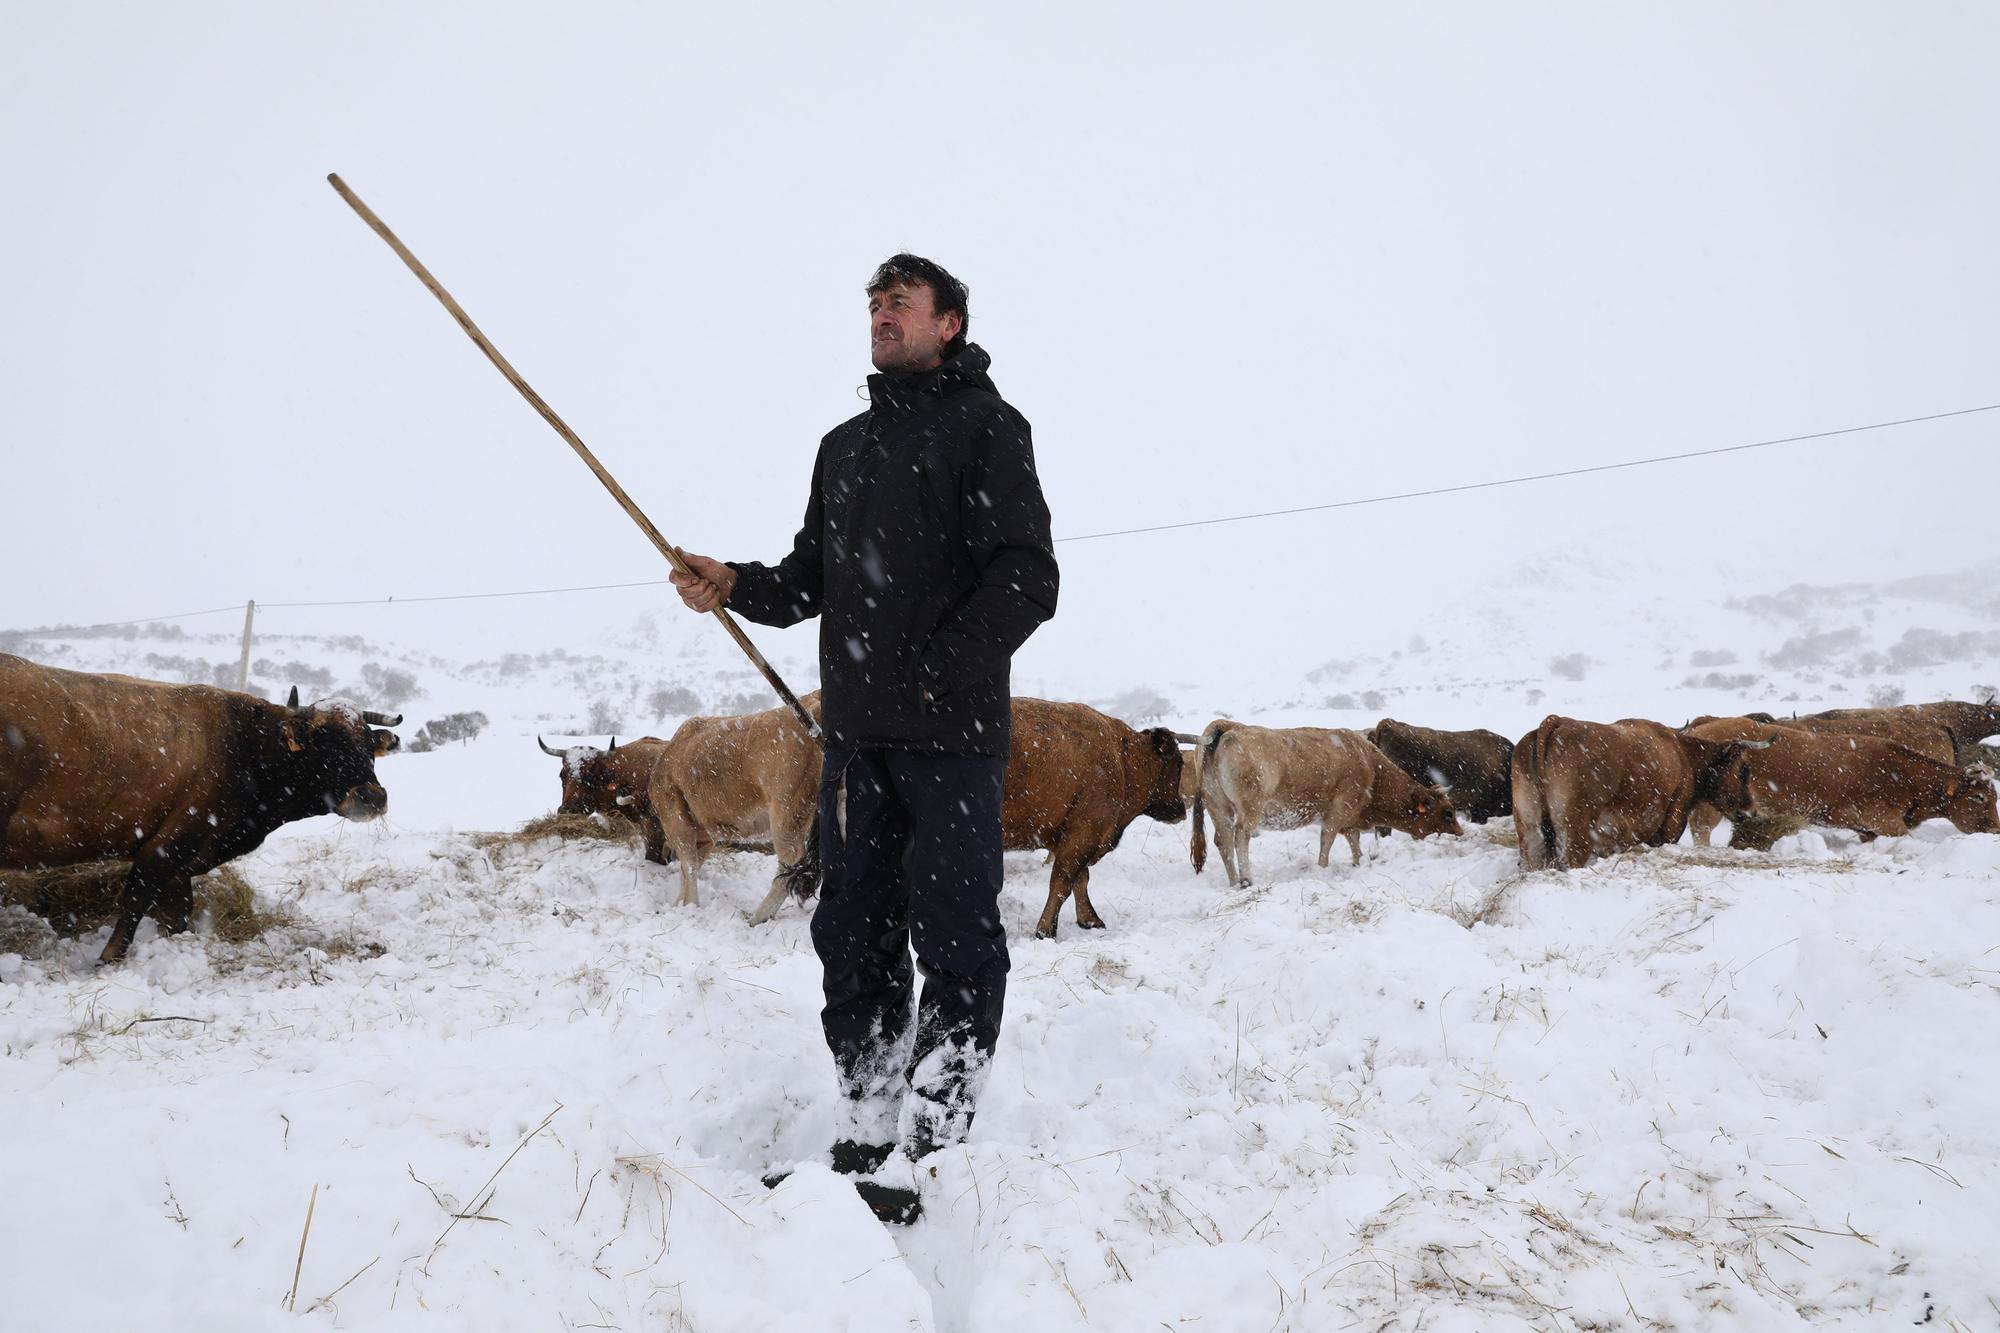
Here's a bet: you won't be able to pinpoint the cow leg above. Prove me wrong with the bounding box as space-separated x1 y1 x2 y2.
1233 822 1255 887
748 873 791 925
1211 807 1242 886
1316 820 1337 868
153 873 196 935
675 847 702 908
1688 802 1721 848
1033 864 1071 939
643 814 671 866
1344 828 1363 867
1556 802 1595 869
101 860 176 964
1067 855 1109 931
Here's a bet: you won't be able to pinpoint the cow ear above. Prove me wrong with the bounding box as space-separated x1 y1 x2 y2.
282 720 303 753
373 730 399 757
1414 798 1428 814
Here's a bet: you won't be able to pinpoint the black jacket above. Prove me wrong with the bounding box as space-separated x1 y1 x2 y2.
726 344 1058 757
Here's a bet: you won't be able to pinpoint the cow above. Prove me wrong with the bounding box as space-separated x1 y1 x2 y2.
1005 699 1186 938
1511 716 1769 871
1683 715 1999 843
1700 710 1958 767
1190 721 1462 887
1795 701 2000 767
0 653 400 963
646 693 824 924
539 735 671 861
1368 719 1515 823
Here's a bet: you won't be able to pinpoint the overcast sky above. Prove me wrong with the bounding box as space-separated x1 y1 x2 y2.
4 2 1996 684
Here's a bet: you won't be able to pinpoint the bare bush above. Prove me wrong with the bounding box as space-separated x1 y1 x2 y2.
1689 649 1738 668
409 711 490 752
586 697 624 733
1764 627 1864 670
649 685 703 719
1867 683 1906 707
1549 653 1589 681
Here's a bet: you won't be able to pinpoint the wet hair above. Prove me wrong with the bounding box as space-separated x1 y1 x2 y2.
865 253 969 357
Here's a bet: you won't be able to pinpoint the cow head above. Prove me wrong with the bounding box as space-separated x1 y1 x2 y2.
1137 727 1188 824
1943 765 2000 834
1397 786 1463 841
278 687 397 820
539 736 632 817
1683 734 1776 816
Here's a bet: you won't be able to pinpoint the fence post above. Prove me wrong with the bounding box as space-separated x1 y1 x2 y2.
235 600 256 693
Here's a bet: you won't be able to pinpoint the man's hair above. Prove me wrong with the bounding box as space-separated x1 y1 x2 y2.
866 254 970 357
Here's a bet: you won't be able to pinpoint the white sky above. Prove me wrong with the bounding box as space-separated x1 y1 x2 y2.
4 2 1996 682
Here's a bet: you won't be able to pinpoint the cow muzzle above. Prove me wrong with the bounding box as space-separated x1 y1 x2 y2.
335 782 389 821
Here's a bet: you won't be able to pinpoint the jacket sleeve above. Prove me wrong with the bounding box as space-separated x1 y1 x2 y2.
918 407 1060 697
725 444 826 628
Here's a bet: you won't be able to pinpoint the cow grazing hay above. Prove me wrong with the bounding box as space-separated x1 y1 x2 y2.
470 812 643 853
0 862 293 947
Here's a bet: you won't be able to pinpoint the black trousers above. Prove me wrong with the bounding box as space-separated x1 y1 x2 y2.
810 745 1010 1149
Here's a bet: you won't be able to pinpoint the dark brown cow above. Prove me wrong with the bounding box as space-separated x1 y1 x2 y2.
1511 716 1767 870
540 735 670 861
1190 721 1462 886
1005 698 1186 938
1684 716 1998 842
1368 719 1514 823
0 654 400 962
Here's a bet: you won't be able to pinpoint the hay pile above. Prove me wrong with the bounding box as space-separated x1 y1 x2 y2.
0 862 294 947
469 811 644 853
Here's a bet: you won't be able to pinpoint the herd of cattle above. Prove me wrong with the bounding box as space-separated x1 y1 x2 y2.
2 649 1997 966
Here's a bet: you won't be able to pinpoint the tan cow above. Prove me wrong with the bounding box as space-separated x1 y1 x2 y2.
647 694 823 924
1004 699 1186 938
1511 716 1768 870
1189 721 1462 887
539 736 670 861
1684 715 1998 843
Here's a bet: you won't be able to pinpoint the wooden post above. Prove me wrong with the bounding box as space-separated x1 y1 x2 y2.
236 600 256 693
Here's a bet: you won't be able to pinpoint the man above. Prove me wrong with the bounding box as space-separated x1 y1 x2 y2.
670 254 1058 1216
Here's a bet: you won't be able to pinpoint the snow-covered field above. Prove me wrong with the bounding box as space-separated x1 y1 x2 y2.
5 555 1999 1330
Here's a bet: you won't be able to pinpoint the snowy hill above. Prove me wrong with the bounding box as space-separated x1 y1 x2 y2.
2 555 1998 1330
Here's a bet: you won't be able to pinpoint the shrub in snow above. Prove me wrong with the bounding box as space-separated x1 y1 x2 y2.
409 711 490 752
1103 686 1173 724
1764 627 1864 670
649 685 702 719
358 663 420 709
586 697 624 733
1689 648 1737 667
1868 683 1905 707
1549 653 1589 681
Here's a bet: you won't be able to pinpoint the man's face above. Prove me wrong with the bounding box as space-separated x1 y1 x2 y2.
869 282 961 373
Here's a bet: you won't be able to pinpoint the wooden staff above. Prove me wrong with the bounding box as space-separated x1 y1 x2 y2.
326 173 821 742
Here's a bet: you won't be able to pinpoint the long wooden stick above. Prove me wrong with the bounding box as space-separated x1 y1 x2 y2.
326 173 821 742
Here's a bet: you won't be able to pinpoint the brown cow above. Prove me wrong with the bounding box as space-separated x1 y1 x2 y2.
0 654 400 962
1684 715 1998 842
647 694 823 924
1190 721 1462 887
1511 716 1769 870
1700 711 1957 766
1368 719 1514 823
1794 701 2000 766
540 735 671 861
1005 699 1186 938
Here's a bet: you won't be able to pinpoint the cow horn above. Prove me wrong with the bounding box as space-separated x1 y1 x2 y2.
1173 732 1200 745
287 685 301 710
609 736 618 751
362 710 402 727
538 735 567 757
1738 737 1777 751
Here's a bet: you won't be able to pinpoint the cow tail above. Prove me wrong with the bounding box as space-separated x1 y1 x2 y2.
1189 720 1234 873
1527 717 1559 860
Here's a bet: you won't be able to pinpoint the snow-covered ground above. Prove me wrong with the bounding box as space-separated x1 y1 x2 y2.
4 553 1998 1330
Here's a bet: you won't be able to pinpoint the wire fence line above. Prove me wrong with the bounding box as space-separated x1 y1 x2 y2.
14 399 1996 637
